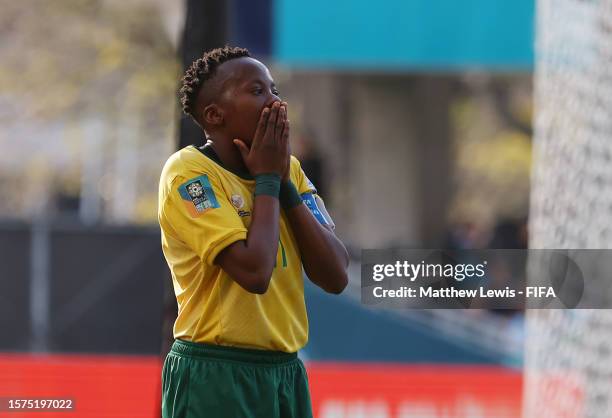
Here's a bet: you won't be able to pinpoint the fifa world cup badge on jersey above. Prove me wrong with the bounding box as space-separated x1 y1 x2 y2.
178 175 220 217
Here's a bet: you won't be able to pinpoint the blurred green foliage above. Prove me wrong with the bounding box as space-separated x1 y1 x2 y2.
0 0 180 222
449 77 533 227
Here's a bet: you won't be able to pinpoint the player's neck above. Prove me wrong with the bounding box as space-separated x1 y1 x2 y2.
205 137 249 176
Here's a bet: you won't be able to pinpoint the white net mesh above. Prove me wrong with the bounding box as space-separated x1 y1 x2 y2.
525 0 612 417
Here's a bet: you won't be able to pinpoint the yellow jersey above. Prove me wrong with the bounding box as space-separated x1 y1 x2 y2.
158 145 317 353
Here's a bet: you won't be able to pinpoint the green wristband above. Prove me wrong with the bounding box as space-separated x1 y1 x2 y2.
254 173 281 197
279 180 303 210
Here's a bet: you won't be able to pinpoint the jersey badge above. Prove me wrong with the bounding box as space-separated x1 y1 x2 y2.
178 175 220 217
231 194 244 209
231 193 251 217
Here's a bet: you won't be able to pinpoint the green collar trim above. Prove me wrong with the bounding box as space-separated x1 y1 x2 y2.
193 144 254 181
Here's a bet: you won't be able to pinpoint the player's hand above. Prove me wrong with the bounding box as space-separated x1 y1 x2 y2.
280 103 291 183
234 101 289 177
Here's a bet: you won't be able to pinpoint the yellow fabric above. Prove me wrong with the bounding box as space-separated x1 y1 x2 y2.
158 145 316 353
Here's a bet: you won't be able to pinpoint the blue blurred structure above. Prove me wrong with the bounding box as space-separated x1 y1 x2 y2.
304 281 503 364
274 0 534 70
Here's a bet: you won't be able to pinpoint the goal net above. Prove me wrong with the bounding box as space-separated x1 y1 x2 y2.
525 0 612 417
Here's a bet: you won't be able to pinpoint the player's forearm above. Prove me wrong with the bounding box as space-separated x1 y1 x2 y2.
240 195 281 291
285 204 349 294
216 194 280 294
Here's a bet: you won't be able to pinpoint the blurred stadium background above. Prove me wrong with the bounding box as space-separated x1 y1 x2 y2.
1 0 602 417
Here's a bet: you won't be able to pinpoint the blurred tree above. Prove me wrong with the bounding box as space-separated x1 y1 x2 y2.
448 75 532 229
0 0 179 223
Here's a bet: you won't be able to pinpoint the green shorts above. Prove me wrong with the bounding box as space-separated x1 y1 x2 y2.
161 339 313 418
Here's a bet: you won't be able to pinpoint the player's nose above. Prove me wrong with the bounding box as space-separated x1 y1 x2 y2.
264 94 281 109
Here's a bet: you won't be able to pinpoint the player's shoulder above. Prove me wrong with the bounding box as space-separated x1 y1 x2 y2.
288 155 303 183
289 154 303 174
288 155 318 194
161 146 219 184
289 155 301 165
159 146 223 204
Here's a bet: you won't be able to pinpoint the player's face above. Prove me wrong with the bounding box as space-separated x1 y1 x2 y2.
217 57 282 146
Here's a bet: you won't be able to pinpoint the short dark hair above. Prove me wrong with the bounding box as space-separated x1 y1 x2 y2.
179 46 251 121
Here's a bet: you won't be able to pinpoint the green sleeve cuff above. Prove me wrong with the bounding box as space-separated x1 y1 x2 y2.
280 180 303 210
254 173 281 197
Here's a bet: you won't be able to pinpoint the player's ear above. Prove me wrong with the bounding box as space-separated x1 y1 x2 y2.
202 103 224 126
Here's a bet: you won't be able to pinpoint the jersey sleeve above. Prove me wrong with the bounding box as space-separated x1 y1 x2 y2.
292 157 335 229
293 157 318 196
161 173 248 266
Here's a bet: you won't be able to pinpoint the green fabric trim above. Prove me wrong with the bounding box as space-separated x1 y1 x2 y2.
171 339 297 363
280 180 303 210
280 239 287 267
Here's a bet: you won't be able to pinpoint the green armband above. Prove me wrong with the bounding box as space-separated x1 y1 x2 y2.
280 180 303 209
254 173 281 197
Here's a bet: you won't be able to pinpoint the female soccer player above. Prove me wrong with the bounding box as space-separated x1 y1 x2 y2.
158 46 349 418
